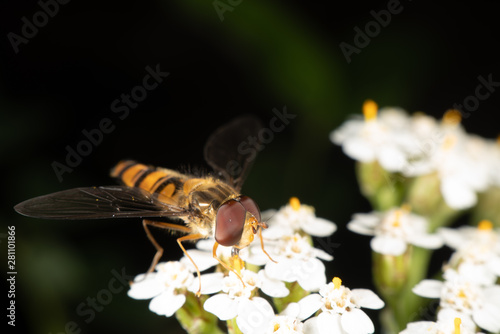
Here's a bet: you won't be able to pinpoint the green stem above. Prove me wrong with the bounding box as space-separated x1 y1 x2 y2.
175 292 224 334
273 281 309 313
227 317 243 334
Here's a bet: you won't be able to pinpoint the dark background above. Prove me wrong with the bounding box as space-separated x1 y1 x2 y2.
1 1 499 333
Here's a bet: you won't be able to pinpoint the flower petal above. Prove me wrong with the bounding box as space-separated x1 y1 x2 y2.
187 272 224 295
408 233 443 250
149 291 186 317
473 303 500 333
203 294 239 320
341 308 375 334
295 293 323 320
181 249 219 272
350 289 385 309
236 297 275 334
304 312 343 334
302 218 337 237
127 274 164 300
297 259 327 292
371 235 407 256
258 270 289 298
412 279 443 298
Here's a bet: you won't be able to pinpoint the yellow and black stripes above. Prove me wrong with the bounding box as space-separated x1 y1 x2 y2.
111 160 188 202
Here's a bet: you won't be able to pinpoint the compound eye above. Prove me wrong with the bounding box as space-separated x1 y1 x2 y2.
239 196 261 222
215 199 245 246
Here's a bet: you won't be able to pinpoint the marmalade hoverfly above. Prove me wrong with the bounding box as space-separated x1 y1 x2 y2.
14 116 273 294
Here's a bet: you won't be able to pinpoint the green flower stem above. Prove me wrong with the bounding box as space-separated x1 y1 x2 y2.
227 317 243 334
373 246 431 332
273 281 309 314
356 161 405 211
175 292 224 334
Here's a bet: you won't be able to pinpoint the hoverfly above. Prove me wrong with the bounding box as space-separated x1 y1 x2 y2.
14 116 273 294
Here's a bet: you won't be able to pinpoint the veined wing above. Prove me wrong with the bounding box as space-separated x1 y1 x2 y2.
14 186 189 219
204 115 263 191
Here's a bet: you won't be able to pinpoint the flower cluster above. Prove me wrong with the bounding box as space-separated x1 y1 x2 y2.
331 100 500 210
124 100 500 334
127 198 385 334
409 221 500 333
347 205 443 256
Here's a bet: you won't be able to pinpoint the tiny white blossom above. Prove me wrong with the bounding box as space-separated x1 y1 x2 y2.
412 269 500 333
439 220 500 284
204 267 285 334
303 277 384 334
265 233 333 292
400 314 483 334
331 100 414 173
347 207 443 256
263 197 337 239
127 261 223 317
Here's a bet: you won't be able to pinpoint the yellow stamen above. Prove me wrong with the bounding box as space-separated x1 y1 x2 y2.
332 277 342 289
363 99 378 121
442 134 457 150
478 220 493 231
442 109 462 125
273 323 280 332
392 210 402 228
454 317 461 334
289 197 301 211
230 254 245 276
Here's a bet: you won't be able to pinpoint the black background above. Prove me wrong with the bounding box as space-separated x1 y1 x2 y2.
1 1 499 333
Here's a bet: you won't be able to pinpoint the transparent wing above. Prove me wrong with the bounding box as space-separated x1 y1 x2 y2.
14 186 189 220
204 115 263 191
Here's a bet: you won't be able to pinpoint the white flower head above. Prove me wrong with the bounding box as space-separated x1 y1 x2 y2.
331 100 414 173
400 316 484 334
348 206 443 256
439 220 500 284
263 197 337 239
204 257 288 319
127 261 223 317
303 277 384 334
412 269 500 333
265 233 333 292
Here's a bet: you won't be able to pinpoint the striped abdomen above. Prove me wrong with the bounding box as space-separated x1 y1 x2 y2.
111 160 189 205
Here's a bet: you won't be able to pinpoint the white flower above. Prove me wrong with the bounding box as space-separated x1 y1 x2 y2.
439 220 500 284
347 207 443 256
303 277 385 334
204 267 287 334
264 233 333 292
263 197 337 239
127 261 223 317
412 269 500 333
404 110 489 209
400 315 483 334
331 100 414 173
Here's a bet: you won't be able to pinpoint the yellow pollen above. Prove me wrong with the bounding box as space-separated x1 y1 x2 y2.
478 220 493 231
332 277 342 289
458 289 466 299
289 197 301 211
363 99 378 121
442 134 457 150
230 254 245 276
392 210 402 228
454 317 461 334
442 109 462 125
273 323 280 332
